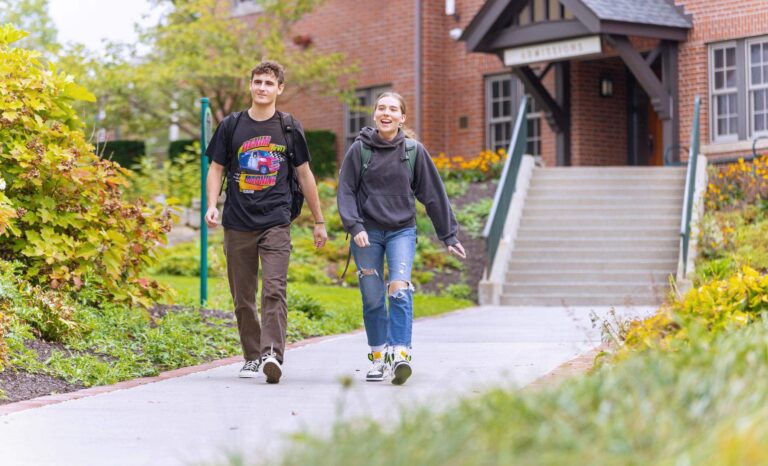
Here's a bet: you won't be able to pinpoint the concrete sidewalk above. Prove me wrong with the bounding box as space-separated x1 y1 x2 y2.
0 305 654 466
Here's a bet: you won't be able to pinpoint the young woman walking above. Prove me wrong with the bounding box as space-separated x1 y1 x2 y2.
337 92 466 385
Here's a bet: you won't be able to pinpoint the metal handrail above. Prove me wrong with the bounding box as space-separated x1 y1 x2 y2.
482 96 529 277
680 96 701 278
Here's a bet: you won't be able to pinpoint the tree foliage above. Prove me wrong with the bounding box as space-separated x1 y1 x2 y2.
0 25 172 307
91 0 356 142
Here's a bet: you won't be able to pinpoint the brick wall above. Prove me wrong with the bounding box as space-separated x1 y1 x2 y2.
676 0 768 160
570 58 628 165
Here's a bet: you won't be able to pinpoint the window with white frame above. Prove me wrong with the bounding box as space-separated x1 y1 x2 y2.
344 85 391 150
749 38 768 136
710 43 739 142
232 0 262 17
485 75 541 156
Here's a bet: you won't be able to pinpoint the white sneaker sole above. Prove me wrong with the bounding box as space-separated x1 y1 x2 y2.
262 360 282 384
238 371 258 378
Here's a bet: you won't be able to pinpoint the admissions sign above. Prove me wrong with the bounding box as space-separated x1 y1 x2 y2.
504 35 602 66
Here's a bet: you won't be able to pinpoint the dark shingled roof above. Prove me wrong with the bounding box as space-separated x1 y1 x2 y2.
581 0 691 28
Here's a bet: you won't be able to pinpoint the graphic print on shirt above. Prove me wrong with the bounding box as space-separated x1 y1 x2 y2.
235 136 285 193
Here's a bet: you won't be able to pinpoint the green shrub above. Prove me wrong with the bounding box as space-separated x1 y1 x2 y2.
305 130 337 179
456 198 492 238
287 292 326 319
445 283 472 300
168 139 195 161
100 140 146 168
0 25 171 308
128 149 199 207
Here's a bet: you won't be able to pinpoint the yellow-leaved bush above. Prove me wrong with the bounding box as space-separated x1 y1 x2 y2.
617 266 768 358
0 25 172 308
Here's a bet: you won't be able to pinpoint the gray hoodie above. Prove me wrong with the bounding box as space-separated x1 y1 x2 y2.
337 127 459 246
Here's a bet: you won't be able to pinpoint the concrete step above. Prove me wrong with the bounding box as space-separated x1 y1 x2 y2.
500 294 664 306
506 270 674 283
516 227 679 240
511 248 678 261
521 215 680 228
507 259 678 271
525 197 682 208
503 282 667 295
529 177 686 189
537 167 687 176
514 238 679 249
523 205 683 216
527 187 684 198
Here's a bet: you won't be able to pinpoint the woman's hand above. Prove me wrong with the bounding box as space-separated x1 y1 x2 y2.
353 231 370 248
448 242 467 259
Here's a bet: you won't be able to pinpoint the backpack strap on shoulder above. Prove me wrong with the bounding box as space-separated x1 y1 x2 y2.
404 139 418 186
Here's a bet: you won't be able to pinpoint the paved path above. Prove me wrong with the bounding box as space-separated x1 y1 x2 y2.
0 305 654 466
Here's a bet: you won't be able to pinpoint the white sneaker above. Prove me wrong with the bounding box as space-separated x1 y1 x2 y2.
366 351 390 382
261 352 282 384
390 347 412 385
238 360 260 378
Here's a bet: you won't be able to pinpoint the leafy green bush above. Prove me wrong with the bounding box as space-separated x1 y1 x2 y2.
456 198 492 238
617 266 768 358
101 140 146 168
151 235 226 277
128 149 199 207
445 283 472 300
0 25 171 308
288 292 326 319
305 130 337 179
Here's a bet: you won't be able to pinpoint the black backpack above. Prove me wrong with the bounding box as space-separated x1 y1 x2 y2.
224 110 304 221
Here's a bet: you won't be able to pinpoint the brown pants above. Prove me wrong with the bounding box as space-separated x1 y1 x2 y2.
223 225 291 362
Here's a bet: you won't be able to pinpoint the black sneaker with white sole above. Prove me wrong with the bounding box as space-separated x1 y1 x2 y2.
390 349 412 385
238 359 260 378
261 352 282 384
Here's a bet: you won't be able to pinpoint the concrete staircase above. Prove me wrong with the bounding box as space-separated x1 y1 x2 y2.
501 166 687 306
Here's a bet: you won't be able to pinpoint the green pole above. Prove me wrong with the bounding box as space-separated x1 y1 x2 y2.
200 98 212 306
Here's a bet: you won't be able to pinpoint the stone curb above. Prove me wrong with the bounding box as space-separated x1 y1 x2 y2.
525 342 609 390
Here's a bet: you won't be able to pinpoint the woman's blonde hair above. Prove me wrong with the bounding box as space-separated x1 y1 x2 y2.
374 92 418 140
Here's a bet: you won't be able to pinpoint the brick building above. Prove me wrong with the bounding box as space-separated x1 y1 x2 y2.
235 0 768 166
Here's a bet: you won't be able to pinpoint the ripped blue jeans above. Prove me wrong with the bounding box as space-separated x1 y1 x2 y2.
351 227 416 348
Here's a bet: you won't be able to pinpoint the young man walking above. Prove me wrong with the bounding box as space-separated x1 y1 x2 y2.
204 61 327 384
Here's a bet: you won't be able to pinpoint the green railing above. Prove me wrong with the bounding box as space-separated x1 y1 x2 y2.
482 95 529 276
680 95 701 278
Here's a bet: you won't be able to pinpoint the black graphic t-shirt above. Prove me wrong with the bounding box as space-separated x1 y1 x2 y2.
206 111 310 231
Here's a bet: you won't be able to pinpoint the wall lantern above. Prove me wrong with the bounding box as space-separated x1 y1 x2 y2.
599 75 614 98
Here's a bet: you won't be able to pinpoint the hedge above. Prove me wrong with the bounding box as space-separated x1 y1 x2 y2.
101 140 146 168
305 130 337 179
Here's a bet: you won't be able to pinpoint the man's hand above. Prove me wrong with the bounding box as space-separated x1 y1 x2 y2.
314 223 328 249
448 242 467 259
205 207 220 228
353 231 370 248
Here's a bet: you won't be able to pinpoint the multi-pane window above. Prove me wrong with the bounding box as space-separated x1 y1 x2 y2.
344 85 391 150
485 75 542 156
710 44 739 141
526 96 542 156
749 39 768 136
486 75 514 152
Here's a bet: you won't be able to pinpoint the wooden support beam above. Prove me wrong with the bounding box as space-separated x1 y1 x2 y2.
607 34 671 119
512 65 567 133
